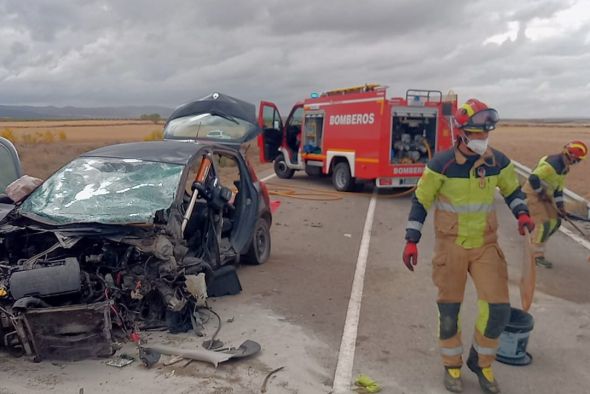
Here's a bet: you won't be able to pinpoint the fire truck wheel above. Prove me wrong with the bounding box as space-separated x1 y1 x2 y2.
305 165 323 177
332 162 355 192
243 218 271 265
274 154 295 179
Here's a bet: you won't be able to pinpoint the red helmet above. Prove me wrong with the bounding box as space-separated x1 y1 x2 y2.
563 140 588 161
454 98 499 133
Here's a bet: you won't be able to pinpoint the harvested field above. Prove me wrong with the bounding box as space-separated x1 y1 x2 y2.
1 120 588 198
493 124 590 199
2 120 161 143
0 120 269 180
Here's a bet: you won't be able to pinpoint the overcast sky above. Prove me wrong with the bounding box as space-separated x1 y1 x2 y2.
1 0 589 118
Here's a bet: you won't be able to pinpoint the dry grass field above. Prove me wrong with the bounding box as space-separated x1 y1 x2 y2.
1 120 588 198
0 120 268 180
1 120 162 178
493 124 590 199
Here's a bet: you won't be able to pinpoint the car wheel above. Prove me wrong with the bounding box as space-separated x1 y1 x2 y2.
305 165 323 177
274 154 295 179
243 218 271 265
332 162 355 192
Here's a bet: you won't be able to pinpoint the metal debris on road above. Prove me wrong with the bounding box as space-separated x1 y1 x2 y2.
106 354 135 368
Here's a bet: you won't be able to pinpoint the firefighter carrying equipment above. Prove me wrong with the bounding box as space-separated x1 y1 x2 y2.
403 141 529 370
524 153 573 261
454 99 499 133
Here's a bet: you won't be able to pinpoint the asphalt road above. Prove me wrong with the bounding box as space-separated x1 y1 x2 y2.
1 170 589 393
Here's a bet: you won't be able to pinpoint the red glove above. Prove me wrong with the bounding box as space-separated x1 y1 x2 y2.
518 213 535 236
403 242 418 271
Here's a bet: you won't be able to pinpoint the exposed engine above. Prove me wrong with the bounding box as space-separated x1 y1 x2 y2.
0 223 235 360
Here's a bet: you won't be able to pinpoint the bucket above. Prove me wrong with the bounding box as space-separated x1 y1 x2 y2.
496 307 534 366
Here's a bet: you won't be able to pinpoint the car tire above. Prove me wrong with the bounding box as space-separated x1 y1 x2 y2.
243 218 271 265
274 154 295 179
332 162 355 192
305 165 323 177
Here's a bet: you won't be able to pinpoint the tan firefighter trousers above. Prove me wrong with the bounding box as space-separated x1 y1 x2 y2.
433 238 511 368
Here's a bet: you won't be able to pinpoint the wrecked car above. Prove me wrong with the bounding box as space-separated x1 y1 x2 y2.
0 94 273 361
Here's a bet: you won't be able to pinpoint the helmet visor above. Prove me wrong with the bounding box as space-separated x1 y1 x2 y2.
463 109 499 132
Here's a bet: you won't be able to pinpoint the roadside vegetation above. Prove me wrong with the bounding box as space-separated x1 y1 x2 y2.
1 127 67 144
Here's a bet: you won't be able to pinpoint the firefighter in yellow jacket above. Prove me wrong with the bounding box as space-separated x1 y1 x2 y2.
523 141 588 268
402 99 534 394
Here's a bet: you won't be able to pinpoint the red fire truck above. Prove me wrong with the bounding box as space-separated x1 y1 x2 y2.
257 84 458 191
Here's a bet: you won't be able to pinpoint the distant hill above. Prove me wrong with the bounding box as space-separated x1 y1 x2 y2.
0 105 174 120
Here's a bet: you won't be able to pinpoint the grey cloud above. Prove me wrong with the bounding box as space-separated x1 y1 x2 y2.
266 0 465 37
510 0 570 22
0 0 588 118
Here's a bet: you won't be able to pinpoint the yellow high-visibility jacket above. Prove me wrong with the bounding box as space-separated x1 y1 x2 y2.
524 154 568 209
405 146 529 249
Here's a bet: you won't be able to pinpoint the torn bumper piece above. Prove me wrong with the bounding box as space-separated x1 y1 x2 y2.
12 301 113 361
139 339 261 368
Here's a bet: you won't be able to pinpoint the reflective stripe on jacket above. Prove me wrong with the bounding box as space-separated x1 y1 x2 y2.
405 146 528 249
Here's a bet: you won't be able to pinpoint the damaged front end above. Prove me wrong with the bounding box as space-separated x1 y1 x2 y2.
0 222 238 361
0 143 262 361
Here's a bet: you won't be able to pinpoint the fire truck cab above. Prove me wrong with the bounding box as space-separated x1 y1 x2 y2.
258 85 458 191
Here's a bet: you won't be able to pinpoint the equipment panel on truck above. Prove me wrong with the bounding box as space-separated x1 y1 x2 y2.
258 85 458 191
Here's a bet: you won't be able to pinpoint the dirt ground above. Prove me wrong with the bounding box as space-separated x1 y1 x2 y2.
493 124 590 199
1 120 589 198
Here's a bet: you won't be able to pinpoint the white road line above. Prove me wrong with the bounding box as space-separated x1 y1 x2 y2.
332 191 378 393
559 227 590 251
260 173 276 182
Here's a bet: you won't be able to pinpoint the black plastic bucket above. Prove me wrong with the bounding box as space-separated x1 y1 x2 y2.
496 307 534 366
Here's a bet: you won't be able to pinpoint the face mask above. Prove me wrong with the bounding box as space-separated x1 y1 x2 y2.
464 136 489 155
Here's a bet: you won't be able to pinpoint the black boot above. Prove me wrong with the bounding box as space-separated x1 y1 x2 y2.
444 366 463 393
466 346 501 394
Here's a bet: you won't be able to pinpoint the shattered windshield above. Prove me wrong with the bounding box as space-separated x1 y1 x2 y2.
164 113 256 142
19 157 184 225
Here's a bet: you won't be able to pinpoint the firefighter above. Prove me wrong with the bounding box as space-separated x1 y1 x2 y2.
523 140 588 268
402 99 534 394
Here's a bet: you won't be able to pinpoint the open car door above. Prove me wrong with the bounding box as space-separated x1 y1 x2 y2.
0 137 22 221
257 101 283 163
0 137 22 193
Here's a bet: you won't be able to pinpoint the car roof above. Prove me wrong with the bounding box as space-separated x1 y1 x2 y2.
81 140 205 165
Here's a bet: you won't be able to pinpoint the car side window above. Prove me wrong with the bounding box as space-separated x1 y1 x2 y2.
0 139 22 192
212 152 241 190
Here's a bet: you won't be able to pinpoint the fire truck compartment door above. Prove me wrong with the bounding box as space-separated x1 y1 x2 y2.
392 107 438 117
258 101 284 162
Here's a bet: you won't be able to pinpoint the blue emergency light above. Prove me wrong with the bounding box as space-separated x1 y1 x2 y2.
310 92 319 99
